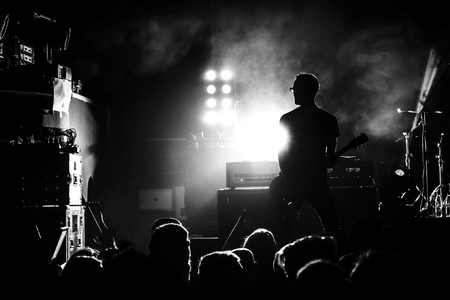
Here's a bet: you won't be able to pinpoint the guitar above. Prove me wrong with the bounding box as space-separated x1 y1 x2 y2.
277 132 369 185
334 132 369 159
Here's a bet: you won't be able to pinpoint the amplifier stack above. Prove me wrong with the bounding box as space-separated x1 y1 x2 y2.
218 158 379 239
4 150 85 264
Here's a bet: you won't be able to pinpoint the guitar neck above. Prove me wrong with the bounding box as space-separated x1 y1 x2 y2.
334 144 352 159
333 133 368 159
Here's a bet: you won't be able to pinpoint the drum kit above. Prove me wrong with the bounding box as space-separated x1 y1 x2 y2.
394 56 450 219
396 107 449 219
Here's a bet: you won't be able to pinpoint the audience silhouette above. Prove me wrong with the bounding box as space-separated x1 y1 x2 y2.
147 222 193 296
9 212 449 300
60 253 104 295
274 234 340 298
103 247 155 297
150 217 182 234
295 259 355 299
197 250 253 300
242 228 282 299
231 247 258 288
338 215 390 276
349 249 413 300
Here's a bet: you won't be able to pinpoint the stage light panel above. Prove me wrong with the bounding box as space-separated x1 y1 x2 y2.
201 67 236 131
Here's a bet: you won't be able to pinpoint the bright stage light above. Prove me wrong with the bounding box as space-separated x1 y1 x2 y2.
221 70 232 80
276 125 289 152
222 84 231 94
206 98 217 108
237 110 284 161
222 98 232 108
206 70 216 80
219 109 235 125
204 111 218 124
207 84 216 94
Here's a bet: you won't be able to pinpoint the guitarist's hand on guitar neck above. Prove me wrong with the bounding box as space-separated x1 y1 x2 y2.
326 132 369 168
334 132 369 160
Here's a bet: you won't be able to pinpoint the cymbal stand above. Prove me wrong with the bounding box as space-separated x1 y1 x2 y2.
429 133 448 217
417 108 431 214
396 131 419 203
402 131 412 170
414 108 447 217
397 108 431 210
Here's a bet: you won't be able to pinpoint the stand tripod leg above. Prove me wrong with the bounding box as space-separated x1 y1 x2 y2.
51 226 69 262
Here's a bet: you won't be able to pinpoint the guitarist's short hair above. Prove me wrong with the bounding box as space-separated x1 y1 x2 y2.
293 72 320 98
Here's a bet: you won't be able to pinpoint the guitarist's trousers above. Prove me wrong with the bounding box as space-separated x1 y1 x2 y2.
269 174 341 246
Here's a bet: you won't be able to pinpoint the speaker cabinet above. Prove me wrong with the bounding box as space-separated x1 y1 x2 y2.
217 188 279 238
217 186 379 239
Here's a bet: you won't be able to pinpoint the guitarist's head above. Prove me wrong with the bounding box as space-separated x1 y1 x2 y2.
291 72 320 106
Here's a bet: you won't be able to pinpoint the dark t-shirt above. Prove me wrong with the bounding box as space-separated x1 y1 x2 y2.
278 104 340 185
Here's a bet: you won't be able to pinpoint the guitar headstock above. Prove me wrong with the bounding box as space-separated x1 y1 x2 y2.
349 132 369 149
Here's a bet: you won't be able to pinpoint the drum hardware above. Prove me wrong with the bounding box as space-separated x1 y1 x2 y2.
396 109 447 218
428 133 449 217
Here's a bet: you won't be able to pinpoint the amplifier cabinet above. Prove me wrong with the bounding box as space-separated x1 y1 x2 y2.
226 161 279 188
217 187 280 238
327 158 375 187
6 152 82 207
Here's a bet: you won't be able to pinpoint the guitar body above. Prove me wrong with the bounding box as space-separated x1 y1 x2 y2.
269 133 369 243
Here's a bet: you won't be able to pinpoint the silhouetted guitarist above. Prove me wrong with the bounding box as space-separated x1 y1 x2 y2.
272 72 341 245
